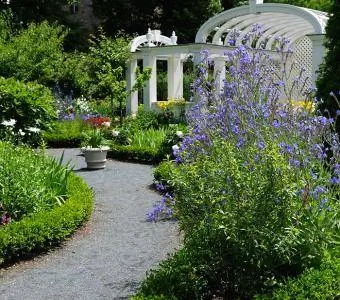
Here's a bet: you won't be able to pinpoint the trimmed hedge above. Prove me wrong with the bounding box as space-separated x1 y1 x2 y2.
43 119 88 148
109 145 164 164
257 258 340 300
0 173 93 266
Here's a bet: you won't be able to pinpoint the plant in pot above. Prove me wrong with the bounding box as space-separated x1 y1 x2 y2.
81 128 110 169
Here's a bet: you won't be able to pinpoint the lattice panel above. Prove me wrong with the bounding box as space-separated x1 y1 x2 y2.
289 36 313 99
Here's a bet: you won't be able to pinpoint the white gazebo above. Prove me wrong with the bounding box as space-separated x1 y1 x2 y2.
126 0 328 114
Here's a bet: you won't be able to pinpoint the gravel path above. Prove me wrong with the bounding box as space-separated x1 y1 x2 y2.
0 148 181 300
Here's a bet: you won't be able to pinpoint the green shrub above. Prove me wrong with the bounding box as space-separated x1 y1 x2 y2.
170 140 337 296
157 71 168 101
0 142 72 222
183 72 195 101
139 138 339 299
0 21 66 87
44 119 89 148
316 0 340 134
158 124 186 159
133 106 161 131
135 228 230 299
0 9 13 43
109 145 163 164
0 173 93 266
257 257 340 300
0 77 56 145
153 161 177 186
110 125 186 163
130 128 168 149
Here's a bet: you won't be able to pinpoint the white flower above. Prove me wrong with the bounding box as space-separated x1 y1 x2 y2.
172 144 180 151
112 130 120 137
102 121 111 128
1 119 16 127
18 129 25 136
131 113 137 119
27 127 40 133
176 130 183 138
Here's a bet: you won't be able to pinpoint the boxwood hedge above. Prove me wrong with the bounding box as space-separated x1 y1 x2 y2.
0 173 93 266
108 145 164 164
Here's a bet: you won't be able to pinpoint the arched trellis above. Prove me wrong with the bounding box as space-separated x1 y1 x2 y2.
130 29 178 52
195 2 327 44
126 1 328 114
126 29 180 114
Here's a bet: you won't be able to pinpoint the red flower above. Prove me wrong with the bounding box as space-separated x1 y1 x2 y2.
84 116 111 128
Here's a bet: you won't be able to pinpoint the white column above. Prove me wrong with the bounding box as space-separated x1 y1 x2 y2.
213 57 226 92
143 52 157 111
308 34 326 88
126 59 138 114
168 55 183 99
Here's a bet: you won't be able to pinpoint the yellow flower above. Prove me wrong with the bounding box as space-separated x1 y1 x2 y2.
290 100 315 112
156 98 187 110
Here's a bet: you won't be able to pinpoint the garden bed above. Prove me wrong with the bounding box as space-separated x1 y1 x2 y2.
0 142 93 266
0 173 93 267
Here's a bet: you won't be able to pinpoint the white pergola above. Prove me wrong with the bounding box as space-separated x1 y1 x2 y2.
126 0 328 114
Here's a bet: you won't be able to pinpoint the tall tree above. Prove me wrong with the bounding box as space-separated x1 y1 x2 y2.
161 0 223 43
92 0 162 36
0 0 74 24
92 0 223 43
0 0 89 50
316 0 340 133
263 0 333 12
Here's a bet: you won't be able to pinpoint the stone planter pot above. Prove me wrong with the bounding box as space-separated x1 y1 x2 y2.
82 146 110 169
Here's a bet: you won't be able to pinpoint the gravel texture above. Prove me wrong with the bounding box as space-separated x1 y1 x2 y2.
0 148 181 300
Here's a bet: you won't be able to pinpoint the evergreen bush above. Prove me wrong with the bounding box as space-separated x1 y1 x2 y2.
316 0 340 133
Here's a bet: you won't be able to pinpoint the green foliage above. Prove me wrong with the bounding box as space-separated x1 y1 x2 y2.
264 0 333 11
81 128 109 148
72 28 132 120
0 9 13 42
161 0 223 43
153 161 177 193
0 77 56 145
316 0 340 133
85 29 130 99
110 128 172 164
109 145 163 164
71 30 151 121
0 0 75 25
183 72 195 101
43 119 89 148
138 139 339 298
257 257 340 299
130 295 172 300
110 108 187 163
173 140 337 291
157 71 168 101
92 0 223 43
0 1 89 50
92 0 163 40
130 128 168 150
115 107 161 141
133 107 162 130
0 172 93 266
135 229 226 299
0 142 72 222
0 21 67 87
153 161 176 184
158 124 186 159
